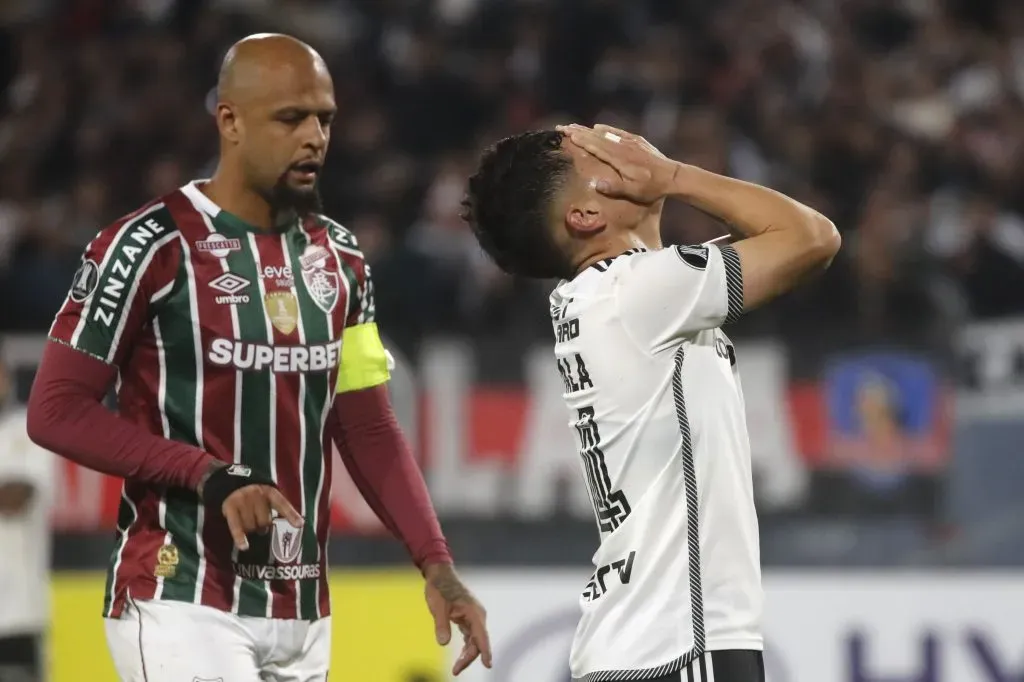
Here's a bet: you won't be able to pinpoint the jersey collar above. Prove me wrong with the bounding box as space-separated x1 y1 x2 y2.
180 180 221 218
180 180 275 235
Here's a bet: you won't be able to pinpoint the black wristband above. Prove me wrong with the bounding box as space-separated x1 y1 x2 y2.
200 464 276 511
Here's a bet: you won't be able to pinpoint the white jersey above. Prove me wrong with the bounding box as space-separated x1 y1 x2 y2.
0 406 54 637
550 244 763 682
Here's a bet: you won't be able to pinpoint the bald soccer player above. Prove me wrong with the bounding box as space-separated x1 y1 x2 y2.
27 34 491 681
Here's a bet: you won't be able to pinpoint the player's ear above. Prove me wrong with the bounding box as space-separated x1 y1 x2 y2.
217 103 242 143
565 199 607 235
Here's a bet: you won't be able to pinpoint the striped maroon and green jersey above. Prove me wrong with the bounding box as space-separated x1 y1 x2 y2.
48 181 391 621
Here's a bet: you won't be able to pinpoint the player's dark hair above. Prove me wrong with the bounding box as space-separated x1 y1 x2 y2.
461 130 575 279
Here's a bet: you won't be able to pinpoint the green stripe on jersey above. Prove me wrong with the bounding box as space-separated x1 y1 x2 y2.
154 263 203 604
228 235 273 618
288 229 332 621
75 205 176 362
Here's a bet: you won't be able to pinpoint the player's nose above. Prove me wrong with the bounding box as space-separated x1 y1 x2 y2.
303 118 328 150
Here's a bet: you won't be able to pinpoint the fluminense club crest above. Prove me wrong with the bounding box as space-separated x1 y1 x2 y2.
299 244 339 313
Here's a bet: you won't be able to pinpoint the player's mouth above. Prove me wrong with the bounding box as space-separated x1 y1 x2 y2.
289 161 321 183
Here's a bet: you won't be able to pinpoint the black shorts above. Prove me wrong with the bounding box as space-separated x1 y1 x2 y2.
649 650 764 682
0 633 42 682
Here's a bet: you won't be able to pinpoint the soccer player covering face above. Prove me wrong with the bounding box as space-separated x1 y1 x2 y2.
27 33 490 681
462 124 840 682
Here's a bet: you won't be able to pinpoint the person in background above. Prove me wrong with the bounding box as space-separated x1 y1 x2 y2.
462 124 839 681
0 355 54 682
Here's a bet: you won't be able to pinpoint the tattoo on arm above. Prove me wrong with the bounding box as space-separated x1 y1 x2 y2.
430 569 471 602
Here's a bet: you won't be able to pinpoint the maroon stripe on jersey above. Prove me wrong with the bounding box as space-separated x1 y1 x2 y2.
118 328 164 433
163 191 237 613
199 561 235 612
254 235 303 620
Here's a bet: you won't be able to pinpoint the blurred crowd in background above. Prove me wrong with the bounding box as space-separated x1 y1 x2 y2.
2 0 1024 353
2 5 1023 680
1 0 1023 574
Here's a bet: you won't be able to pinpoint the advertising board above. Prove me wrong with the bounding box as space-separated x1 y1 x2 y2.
50 570 443 682
452 570 1024 682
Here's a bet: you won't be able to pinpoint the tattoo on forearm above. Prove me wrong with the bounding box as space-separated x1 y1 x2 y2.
431 571 471 602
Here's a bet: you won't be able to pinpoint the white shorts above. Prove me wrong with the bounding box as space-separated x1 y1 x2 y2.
104 597 330 682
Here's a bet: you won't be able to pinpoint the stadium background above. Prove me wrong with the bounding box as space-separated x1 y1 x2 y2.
2 0 1024 679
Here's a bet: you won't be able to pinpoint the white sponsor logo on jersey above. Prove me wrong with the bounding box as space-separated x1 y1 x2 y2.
209 272 249 295
70 259 100 303
92 217 170 326
195 233 241 258
298 245 330 270
208 272 251 305
300 244 339 313
213 294 250 305
207 338 342 373
260 264 293 288
233 562 321 581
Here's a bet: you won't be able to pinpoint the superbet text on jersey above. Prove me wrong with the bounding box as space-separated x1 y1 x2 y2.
49 181 390 621
549 244 763 681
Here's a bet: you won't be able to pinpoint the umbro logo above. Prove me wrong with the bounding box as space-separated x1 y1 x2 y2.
209 273 251 305
209 272 249 295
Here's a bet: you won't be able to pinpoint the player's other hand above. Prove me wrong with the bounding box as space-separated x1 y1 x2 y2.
423 562 492 676
198 462 304 552
557 123 679 206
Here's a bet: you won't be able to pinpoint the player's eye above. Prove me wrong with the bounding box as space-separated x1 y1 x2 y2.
276 111 306 125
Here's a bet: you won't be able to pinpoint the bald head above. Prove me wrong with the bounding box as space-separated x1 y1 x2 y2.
211 33 336 220
217 33 329 104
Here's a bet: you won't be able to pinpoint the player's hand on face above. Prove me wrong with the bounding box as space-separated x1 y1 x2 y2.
557 123 679 206
423 563 492 676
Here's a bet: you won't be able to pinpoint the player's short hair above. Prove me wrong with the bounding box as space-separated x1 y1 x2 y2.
461 130 575 280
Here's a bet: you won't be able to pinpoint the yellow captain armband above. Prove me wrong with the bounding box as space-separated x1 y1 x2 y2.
335 322 392 393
